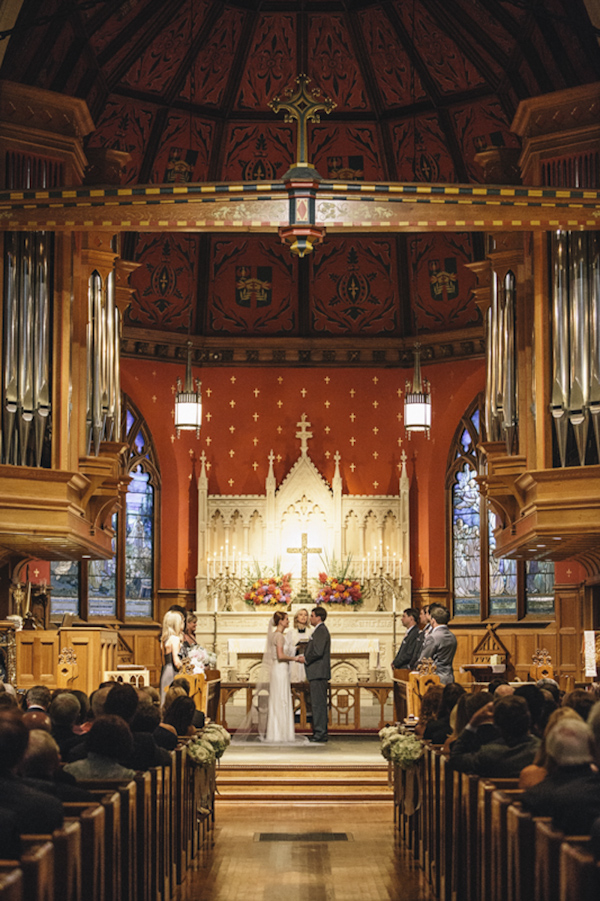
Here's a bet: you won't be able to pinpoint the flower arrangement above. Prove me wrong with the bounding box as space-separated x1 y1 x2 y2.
315 553 362 607
244 561 292 608
186 735 217 768
200 723 231 760
379 725 424 769
187 646 217 673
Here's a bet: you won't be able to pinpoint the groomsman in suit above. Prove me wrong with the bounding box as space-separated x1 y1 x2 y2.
391 607 420 670
297 606 331 743
409 605 432 669
419 604 457 684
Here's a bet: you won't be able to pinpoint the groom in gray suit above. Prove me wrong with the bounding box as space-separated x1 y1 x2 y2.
298 606 331 743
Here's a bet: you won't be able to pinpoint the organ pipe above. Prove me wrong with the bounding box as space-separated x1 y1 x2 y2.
2 232 52 466
86 269 121 455
550 230 600 466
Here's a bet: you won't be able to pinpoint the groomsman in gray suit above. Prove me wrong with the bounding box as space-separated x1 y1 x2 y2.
419 604 457 684
298 606 331 743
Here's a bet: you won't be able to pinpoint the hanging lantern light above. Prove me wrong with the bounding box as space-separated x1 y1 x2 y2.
174 341 202 437
404 342 431 438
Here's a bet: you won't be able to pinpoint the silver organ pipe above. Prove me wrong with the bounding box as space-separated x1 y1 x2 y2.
550 231 570 467
485 266 518 450
502 272 517 454
550 230 600 466
86 269 121 455
2 231 52 466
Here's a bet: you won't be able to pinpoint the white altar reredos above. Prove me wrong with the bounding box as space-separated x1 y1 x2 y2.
194 415 411 682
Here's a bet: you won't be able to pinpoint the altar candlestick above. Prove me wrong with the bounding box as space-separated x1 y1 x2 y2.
392 592 396 613
225 540 229 567
214 595 218 613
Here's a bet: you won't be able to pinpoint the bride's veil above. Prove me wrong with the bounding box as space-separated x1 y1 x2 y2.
231 616 275 743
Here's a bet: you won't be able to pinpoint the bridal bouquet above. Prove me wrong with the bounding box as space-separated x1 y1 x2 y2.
379 725 424 769
244 562 292 608
187 646 217 673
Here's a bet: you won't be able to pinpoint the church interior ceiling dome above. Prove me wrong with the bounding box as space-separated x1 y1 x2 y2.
3 0 600 341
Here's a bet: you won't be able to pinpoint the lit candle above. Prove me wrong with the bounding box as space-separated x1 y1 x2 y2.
386 545 390 573
367 553 370 578
219 546 223 569
360 557 364 583
225 540 229 567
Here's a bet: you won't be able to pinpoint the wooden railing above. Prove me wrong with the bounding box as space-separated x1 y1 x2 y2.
0 740 216 901
218 680 394 732
393 744 600 901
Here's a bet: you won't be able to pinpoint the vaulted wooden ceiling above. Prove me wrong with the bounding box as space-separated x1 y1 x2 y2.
2 0 600 343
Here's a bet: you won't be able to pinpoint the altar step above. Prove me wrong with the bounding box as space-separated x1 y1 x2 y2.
216 764 392 802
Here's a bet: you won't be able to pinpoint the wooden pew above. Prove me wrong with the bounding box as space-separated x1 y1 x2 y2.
0 842 54 901
507 801 537 901
134 772 152 901
460 772 480 901
0 868 22 901
63 804 105 901
147 767 162 901
559 840 599 901
74 781 137 901
478 778 519 900
535 819 570 901
22 823 81 901
491 789 524 901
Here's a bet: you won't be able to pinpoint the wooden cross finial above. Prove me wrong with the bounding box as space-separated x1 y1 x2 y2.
269 74 336 167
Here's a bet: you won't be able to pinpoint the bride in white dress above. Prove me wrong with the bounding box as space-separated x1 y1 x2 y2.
265 611 301 743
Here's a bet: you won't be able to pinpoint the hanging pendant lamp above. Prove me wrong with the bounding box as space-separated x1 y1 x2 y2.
404 342 431 438
174 341 202 437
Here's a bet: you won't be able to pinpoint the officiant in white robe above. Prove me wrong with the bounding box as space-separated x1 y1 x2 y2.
286 608 313 682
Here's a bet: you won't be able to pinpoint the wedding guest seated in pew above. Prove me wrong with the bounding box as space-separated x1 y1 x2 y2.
449 695 540 776
563 688 596 722
64 715 136 781
445 690 497 755
521 718 600 834
170 677 205 729
0 808 21 859
0 710 63 834
488 679 514 698
519 707 582 789
22 710 51 732
513 684 547 737
20 729 94 802
130 697 172 764
49 692 82 758
422 683 465 744
153 696 197 750
25 686 51 714
70 690 91 735
414 685 444 739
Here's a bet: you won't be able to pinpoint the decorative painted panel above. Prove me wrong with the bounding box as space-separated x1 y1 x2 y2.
86 96 155 184
410 233 479 333
391 115 457 182
307 14 369 112
235 14 297 111
179 7 246 106
452 97 521 182
120 2 209 95
359 6 427 107
393 0 486 95
309 123 386 180
220 124 294 182
310 238 399 336
151 113 213 184
208 236 297 335
128 234 197 331
86 0 163 57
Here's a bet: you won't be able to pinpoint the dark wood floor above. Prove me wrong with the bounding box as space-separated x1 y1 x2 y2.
176 801 434 900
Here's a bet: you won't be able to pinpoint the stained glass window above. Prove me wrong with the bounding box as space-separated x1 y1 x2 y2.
489 510 517 616
525 560 555 615
125 467 154 618
89 513 117 617
50 561 80 620
452 464 481 616
448 396 555 621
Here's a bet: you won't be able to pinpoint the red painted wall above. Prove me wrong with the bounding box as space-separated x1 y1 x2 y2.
121 356 486 593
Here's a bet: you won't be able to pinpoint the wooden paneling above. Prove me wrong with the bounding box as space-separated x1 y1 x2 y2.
16 632 59 687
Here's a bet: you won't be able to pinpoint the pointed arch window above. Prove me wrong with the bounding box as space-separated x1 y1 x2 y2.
447 396 554 621
51 396 160 622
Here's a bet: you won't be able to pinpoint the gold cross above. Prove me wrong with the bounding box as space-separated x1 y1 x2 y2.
269 74 336 168
287 533 322 592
